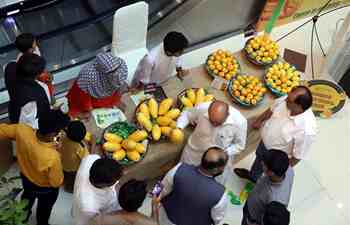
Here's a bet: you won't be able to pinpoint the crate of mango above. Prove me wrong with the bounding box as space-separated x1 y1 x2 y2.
102 121 149 165
135 98 184 144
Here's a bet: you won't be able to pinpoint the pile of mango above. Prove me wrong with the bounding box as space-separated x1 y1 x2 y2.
245 35 279 65
231 75 267 106
265 62 301 95
206 49 240 80
136 98 184 144
180 88 214 109
103 130 148 162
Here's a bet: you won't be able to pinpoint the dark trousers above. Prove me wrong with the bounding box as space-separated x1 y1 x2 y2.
249 141 269 182
20 174 59 225
63 171 77 193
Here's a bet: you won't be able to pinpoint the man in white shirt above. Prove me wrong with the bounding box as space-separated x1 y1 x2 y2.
235 86 317 182
177 100 247 184
131 31 189 88
72 154 124 225
159 147 229 225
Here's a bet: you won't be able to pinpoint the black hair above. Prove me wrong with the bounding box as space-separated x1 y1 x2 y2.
15 33 36 53
118 179 147 212
263 150 289 177
293 86 313 111
89 158 123 187
38 110 70 135
16 53 46 79
263 201 290 225
163 31 189 54
201 147 228 171
66 120 86 144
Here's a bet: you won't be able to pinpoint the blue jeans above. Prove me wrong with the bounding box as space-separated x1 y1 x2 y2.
249 141 268 182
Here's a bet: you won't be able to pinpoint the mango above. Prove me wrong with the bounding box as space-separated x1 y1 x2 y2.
160 126 172 136
148 98 158 119
135 143 146 154
186 89 196 104
139 103 150 119
127 150 141 161
180 96 193 108
165 109 181 120
128 130 148 142
104 133 123 143
121 139 137 151
103 142 121 152
195 88 205 105
203 94 215 102
158 98 173 115
137 113 153 132
112 149 126 161
152 124 161 141
157 116 172 126
169 128 184 144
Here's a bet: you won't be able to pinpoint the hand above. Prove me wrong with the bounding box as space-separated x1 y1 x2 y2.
251 118 263 130
151 196 161 222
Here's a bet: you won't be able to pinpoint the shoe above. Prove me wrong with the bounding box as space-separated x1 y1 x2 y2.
234 168 255 183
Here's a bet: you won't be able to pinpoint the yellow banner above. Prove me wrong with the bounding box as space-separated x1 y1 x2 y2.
256 0 350 31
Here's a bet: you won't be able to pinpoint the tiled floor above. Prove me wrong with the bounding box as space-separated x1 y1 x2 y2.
2 7 350 225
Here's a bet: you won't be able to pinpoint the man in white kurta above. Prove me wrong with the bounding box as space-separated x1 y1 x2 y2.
176 100 247 184
131 31 189 88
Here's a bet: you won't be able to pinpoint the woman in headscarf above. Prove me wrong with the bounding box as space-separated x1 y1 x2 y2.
67 53 128 118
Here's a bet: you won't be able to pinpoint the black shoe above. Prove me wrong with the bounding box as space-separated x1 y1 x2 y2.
234 168 255 183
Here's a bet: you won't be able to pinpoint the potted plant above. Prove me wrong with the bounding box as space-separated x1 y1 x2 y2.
0 176 28 225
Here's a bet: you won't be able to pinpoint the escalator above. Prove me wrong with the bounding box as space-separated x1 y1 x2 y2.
0 0 266 120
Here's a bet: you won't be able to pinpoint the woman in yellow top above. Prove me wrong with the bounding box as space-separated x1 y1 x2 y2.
60 120 94 193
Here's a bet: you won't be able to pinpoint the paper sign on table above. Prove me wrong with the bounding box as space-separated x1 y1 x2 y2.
211 76 227 90
92 108 127 129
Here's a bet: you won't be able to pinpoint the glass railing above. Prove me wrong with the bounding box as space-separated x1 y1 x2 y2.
0 0 266 94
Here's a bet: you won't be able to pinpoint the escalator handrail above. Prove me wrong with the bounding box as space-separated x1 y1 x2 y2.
0 0 140 53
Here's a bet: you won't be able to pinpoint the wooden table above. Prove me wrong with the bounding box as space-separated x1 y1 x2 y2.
87 51 276 184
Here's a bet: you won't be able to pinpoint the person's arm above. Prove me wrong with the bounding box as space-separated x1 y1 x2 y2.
176 102 211 129
159 163 182 199
0 124 18 140
19 101 39 129
211 191 229 225
290 132 315 167
131 54 154 89
251 108 273 130
48 157 64 187
151 196 160 225
225 119 248 156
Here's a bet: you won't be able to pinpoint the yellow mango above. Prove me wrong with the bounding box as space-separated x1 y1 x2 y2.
103 142 121 152
157 116 172 126
203 94 215 102
148 98 158 119
112 149 126 161
158 98 173 115
169 128 184 144
152 124 161 141
135 143 146 154
121 139 137 151
169 120 177 128
186 89 196 104
127 150 141 161
160 126 172 136
195 88 205 105
139 103 150 119
137 113 153 132
180 96 193 108
165 109 181 120
104 133 123 143
128 130 148 142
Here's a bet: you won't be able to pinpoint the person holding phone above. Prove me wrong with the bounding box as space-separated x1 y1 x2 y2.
91 179 160 225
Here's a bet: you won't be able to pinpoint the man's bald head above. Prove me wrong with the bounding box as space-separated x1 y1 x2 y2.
208 100 229 127
201 147 228 176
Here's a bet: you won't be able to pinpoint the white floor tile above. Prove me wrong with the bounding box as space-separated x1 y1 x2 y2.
291 191 350 225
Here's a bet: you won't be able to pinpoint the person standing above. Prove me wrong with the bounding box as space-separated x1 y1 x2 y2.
159 147 229 225
67 53 128 118
242 150 294 225
131 31 189 89
91 179 160 225
4 53 51 128
0 110 70 225
176 100 247 183
235 86 317 182
72 155 124 225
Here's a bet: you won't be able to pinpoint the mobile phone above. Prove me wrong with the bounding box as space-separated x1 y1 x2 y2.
151 182 163 197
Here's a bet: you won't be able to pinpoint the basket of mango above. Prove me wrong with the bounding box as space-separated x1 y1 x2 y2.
102 121 148 165
244 34 279 66
206 49 241 80
135 98 184 144
177 88 215 109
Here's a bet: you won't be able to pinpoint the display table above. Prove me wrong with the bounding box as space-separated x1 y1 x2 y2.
86 51 276 184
